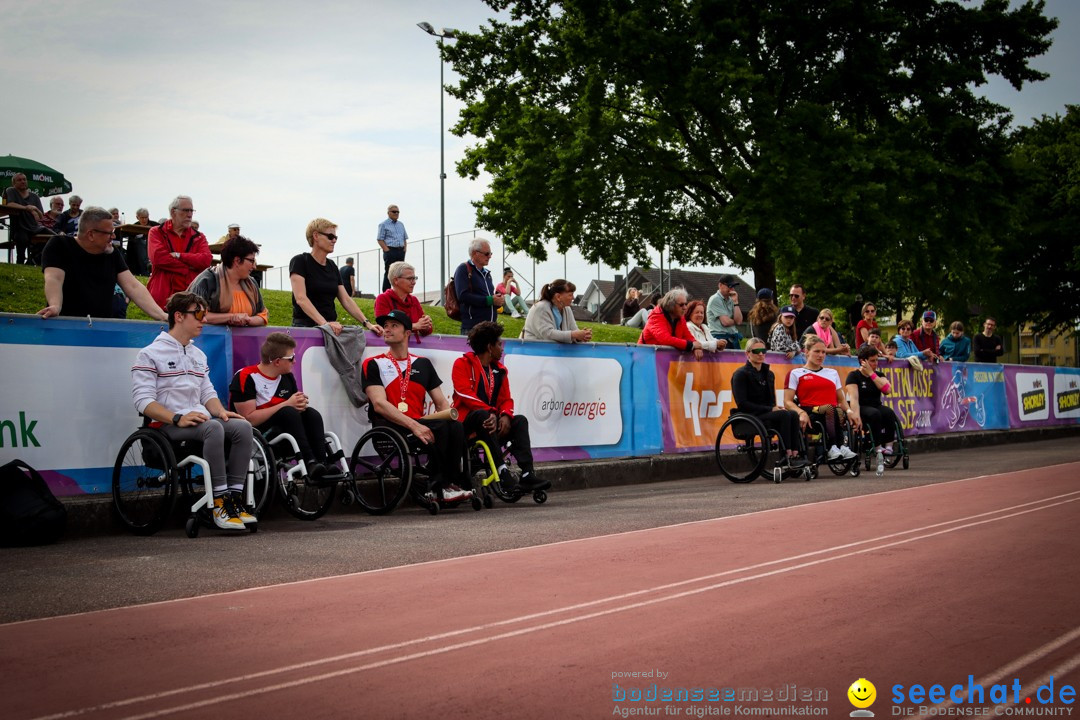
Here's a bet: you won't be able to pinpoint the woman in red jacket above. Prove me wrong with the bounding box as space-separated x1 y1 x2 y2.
638 288 704 359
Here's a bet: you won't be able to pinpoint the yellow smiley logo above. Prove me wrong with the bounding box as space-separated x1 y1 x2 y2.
848 678 877 709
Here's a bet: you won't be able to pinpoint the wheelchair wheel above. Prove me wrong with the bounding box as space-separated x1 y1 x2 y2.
349 427 412 515
112 429 177 535
249 432 275 517
755 428 786 481
826 423 859 476
715 414 769 483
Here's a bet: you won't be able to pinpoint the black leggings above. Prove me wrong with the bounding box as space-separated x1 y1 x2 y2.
375 417 468 491
860 404 898 445
462 410 535 473
258 406 327 465
752 410 801 456
802 404 846 447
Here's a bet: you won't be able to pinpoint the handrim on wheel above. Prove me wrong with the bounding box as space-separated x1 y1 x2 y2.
348 426 412 515
112 428 177 535
715 414 770 483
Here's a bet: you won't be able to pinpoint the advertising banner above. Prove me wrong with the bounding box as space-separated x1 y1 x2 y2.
0 316 230 495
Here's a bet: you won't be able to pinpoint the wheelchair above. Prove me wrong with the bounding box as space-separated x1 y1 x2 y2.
858 416 910 473
802 415 861 478
111 423 273 537
347 423 483 516
261 427 350 521
714 413 815 484
469 438 548 507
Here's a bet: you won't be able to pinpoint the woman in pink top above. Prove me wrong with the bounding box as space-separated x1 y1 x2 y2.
803 308 851 355
496 268 529 318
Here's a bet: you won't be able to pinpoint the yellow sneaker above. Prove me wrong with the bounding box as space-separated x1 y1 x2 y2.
212 496 245 531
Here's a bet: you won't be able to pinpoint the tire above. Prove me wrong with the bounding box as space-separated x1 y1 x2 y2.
902 455 910 470
827 424 859 476
249 432 275 517
533 490 547 504
755 429 785 481
112 429 177 536
884 422 904 469
715 414 768 483
348 427 411 515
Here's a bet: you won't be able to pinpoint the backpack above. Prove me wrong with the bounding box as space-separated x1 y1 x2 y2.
445 263 472 321
0 459 68 546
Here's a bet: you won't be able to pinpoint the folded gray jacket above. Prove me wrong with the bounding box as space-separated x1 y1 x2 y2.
318 325 368 407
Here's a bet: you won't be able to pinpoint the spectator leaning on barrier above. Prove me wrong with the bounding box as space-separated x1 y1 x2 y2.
187 235 268 327
912 310 943 363
290 217 382 337
804 308 851 356
39 206 166 321
939 321 972 362
522 279 592 343
639 287 704 359
685 300 719 352
973 317 1005 363
374 261 433 341
146 195 212 309
230 332 336 484
131 292 255 531
748 288 779 342
788 284 819 338
732 337 804 466
768 305 802 361
376 203 407 292
892 320 930 369
861 327 894 362
452 321 550 493
706 274 742 349
453 237 503 334
361 309 474 504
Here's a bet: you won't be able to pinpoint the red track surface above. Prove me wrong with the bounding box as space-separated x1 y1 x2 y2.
4 464 1080 719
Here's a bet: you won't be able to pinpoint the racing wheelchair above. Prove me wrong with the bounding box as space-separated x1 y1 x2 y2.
469 437 548 507
714 413 815 484
802 413 862 478
346 420 483 516
111 421 274 537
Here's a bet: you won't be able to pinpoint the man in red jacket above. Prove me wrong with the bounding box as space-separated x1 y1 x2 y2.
147 195 212 309
452 321 549 492
638 287 705 359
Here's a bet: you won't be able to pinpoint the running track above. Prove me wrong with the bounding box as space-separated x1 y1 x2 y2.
3 463 1079 719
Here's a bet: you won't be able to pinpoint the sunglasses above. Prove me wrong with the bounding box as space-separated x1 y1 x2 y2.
318 232 338 241
819 316 832 321
748 348 767 355
180 308 206 321
275 355 296 362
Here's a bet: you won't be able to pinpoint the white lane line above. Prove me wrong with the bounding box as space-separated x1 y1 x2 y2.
8 460 1078 629
996 651 1080 709
30 494 1080 720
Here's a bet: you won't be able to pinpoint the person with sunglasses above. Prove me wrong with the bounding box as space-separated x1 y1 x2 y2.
187 235 268 326
855 302 879 347
230 332 335 483
291 217 382 336
39 206 166 321
376 204 407 293
803 308 851 356
453 237 504 334
146 195 212 310
638 287 704 359
374 261 433 342
787 284 819 337
131 292 255 531
731 338 804 466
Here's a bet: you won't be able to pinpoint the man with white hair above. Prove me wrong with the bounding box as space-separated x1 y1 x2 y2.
146 195 212 309
38 206 166 321
453 237 504 335
2 173 48 265
376 203 408 292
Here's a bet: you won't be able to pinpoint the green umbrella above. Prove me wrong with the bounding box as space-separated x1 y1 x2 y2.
1 154 73 196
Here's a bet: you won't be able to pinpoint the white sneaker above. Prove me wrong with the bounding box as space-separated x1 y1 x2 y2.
838 445 857 460
212 497 246 531
827 445 842 460
510 312 522 319
441 485 473 502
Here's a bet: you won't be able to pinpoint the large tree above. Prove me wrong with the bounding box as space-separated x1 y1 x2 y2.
996 105 1080 334
446 0 1055 312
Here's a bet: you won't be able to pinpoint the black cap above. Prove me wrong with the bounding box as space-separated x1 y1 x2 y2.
376 309 412 331
718 274 739 287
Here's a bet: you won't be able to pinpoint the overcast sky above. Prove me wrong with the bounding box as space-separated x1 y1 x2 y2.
3 0 1076 298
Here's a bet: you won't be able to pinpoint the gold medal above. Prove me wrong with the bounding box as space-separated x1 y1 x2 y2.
397 401 409 413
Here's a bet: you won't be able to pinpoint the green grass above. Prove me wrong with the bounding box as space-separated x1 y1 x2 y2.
0 263 644 343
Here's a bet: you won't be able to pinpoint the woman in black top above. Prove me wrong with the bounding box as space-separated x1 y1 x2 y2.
290 218 382 336
844 345 899 454
730 337 803 464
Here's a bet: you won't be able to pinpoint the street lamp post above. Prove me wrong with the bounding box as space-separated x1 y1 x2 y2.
417 22 458 304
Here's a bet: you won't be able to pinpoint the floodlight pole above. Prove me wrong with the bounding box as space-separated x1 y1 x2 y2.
418 22 458 305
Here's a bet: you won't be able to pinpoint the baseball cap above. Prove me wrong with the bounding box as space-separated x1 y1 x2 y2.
228 223 240 229
376 309 413 331
718 274 739 287
756 288 773 300
780 304 797 317
922 310 937 322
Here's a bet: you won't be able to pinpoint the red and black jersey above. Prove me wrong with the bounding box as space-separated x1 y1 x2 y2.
361 353 441 420
229 365 298 410
451 352 514 418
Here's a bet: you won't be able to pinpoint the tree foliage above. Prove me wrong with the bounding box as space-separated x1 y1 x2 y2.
446 0 1056 317
997 105 1080 333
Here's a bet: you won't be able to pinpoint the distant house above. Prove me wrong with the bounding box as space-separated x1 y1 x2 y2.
589 267 758 325
579 279 616 316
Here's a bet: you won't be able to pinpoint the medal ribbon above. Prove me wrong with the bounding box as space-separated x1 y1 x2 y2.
386 353 412 408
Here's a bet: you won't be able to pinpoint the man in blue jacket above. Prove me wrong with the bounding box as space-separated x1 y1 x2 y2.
453 238 504 334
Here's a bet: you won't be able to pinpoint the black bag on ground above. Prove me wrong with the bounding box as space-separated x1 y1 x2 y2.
0 459 68 546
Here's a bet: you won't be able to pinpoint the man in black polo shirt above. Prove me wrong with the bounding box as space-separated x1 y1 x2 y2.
38 206 166 321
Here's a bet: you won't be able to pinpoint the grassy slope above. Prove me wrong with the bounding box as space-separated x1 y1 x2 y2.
0 263 644 343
